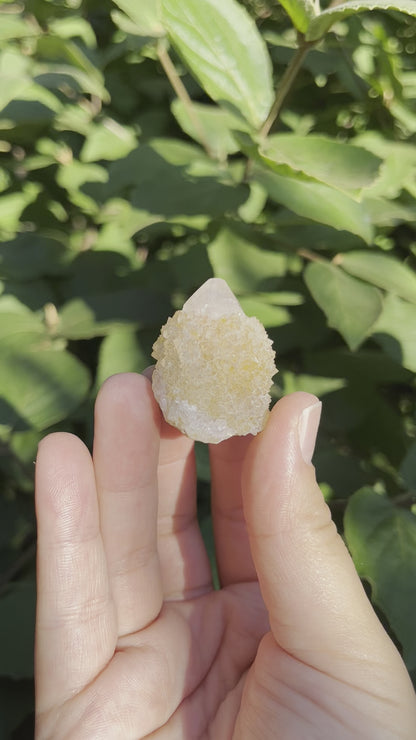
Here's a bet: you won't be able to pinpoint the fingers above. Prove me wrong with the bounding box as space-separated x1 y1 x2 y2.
144 365 213 599
210 435 257 586
242 392 411 685
35 433 116 713
93 373 163 636
156 418 212 599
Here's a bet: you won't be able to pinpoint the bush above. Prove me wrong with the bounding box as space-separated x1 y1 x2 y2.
0 0 416 733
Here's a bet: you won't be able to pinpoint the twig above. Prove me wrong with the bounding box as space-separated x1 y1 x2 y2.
157 40 213 158
298 248 326 263
259 40 314 139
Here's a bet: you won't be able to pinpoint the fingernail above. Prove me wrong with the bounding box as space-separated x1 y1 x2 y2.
298 401 322 464
142 365 155 380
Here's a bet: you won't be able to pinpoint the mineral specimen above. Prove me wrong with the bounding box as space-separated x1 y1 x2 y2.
151 278 277 443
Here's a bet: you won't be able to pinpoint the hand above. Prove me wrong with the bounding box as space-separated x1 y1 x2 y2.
35 373 416 739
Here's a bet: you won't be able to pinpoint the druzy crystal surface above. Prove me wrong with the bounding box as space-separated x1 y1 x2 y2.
151 278 277 443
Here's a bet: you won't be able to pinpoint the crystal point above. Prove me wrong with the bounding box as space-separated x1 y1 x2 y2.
151 278 277 443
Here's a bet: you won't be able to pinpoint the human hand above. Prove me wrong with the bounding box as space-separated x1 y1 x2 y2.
35 373 416 738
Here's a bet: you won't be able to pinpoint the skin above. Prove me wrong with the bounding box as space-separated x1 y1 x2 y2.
35 373 416 739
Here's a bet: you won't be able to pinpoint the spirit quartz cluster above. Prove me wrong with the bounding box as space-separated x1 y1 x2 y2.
151 278 277 444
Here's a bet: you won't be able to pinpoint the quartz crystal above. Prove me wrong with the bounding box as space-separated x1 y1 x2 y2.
151 278 277 443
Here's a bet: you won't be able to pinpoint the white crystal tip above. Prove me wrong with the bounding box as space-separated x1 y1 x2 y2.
183 278 243 319
151 278 277 443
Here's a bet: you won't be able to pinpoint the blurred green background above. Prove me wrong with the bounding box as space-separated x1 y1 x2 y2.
1 0 416 735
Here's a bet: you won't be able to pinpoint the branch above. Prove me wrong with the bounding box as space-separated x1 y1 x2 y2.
157 41 213 158
259 39 314 139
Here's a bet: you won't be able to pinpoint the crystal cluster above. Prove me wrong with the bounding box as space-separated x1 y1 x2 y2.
151 278 277 443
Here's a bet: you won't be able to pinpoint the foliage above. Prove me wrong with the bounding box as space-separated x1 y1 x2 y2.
0 0 416 732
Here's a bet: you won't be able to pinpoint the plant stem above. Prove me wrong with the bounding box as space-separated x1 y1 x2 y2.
259 40 314 139
298 248 326 263
157 41 213 157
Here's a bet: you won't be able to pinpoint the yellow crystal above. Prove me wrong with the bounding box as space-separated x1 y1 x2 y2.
151 278 277 443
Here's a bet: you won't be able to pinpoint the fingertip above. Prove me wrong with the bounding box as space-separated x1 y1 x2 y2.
97 371 153 402
35 432 97 540
244 392 321 506
95 372 162 430
36 432 91 482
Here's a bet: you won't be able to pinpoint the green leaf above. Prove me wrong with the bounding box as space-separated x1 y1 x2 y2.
372 294 416 372
34 63 108 101
307 0 416 42
57 161 108 216
0 48 31 110
0 311 46 352
55 103 93 135
362 196 416 228
171 99 248 160
353 132 416 200
208 225 288 293
96 328 149 388
344 488 416 672
304 348 412 386
57 161 108 191
239 297 291 328
277 0 318 33
337 251 416 304
80 119 137 162
36 35 104 89
0 581 35 679
0 233 70 280
260 134 381 193
102 140 246 221
0 12 39 41
0 349 91 431
58 288 170 340
254 166 373 242
0 184 41 238
111 0 165 37
282 370 346 397
304 261 383 350
48 16 97 47
162 0 274 129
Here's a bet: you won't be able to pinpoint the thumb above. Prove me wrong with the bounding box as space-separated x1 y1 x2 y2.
243 391 407 682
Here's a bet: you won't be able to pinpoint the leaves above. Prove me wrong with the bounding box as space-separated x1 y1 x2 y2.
208 225 288 293
1 0 416 724
161 0 274 128
307 0 416 42
171 99 246 160
278 0 318 33
58 285 170 340
344 488 416 672
304 261 383 350
337 251 416 304
259 134 382 193
100 139 247 223
0 348 91 431
112 0 165 37
96 328 149 389
372 294 416 372
254 166 374 242
80 119 137 162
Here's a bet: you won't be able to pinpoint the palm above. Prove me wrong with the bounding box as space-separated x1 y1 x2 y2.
35 374 416 739
87 584 266 738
